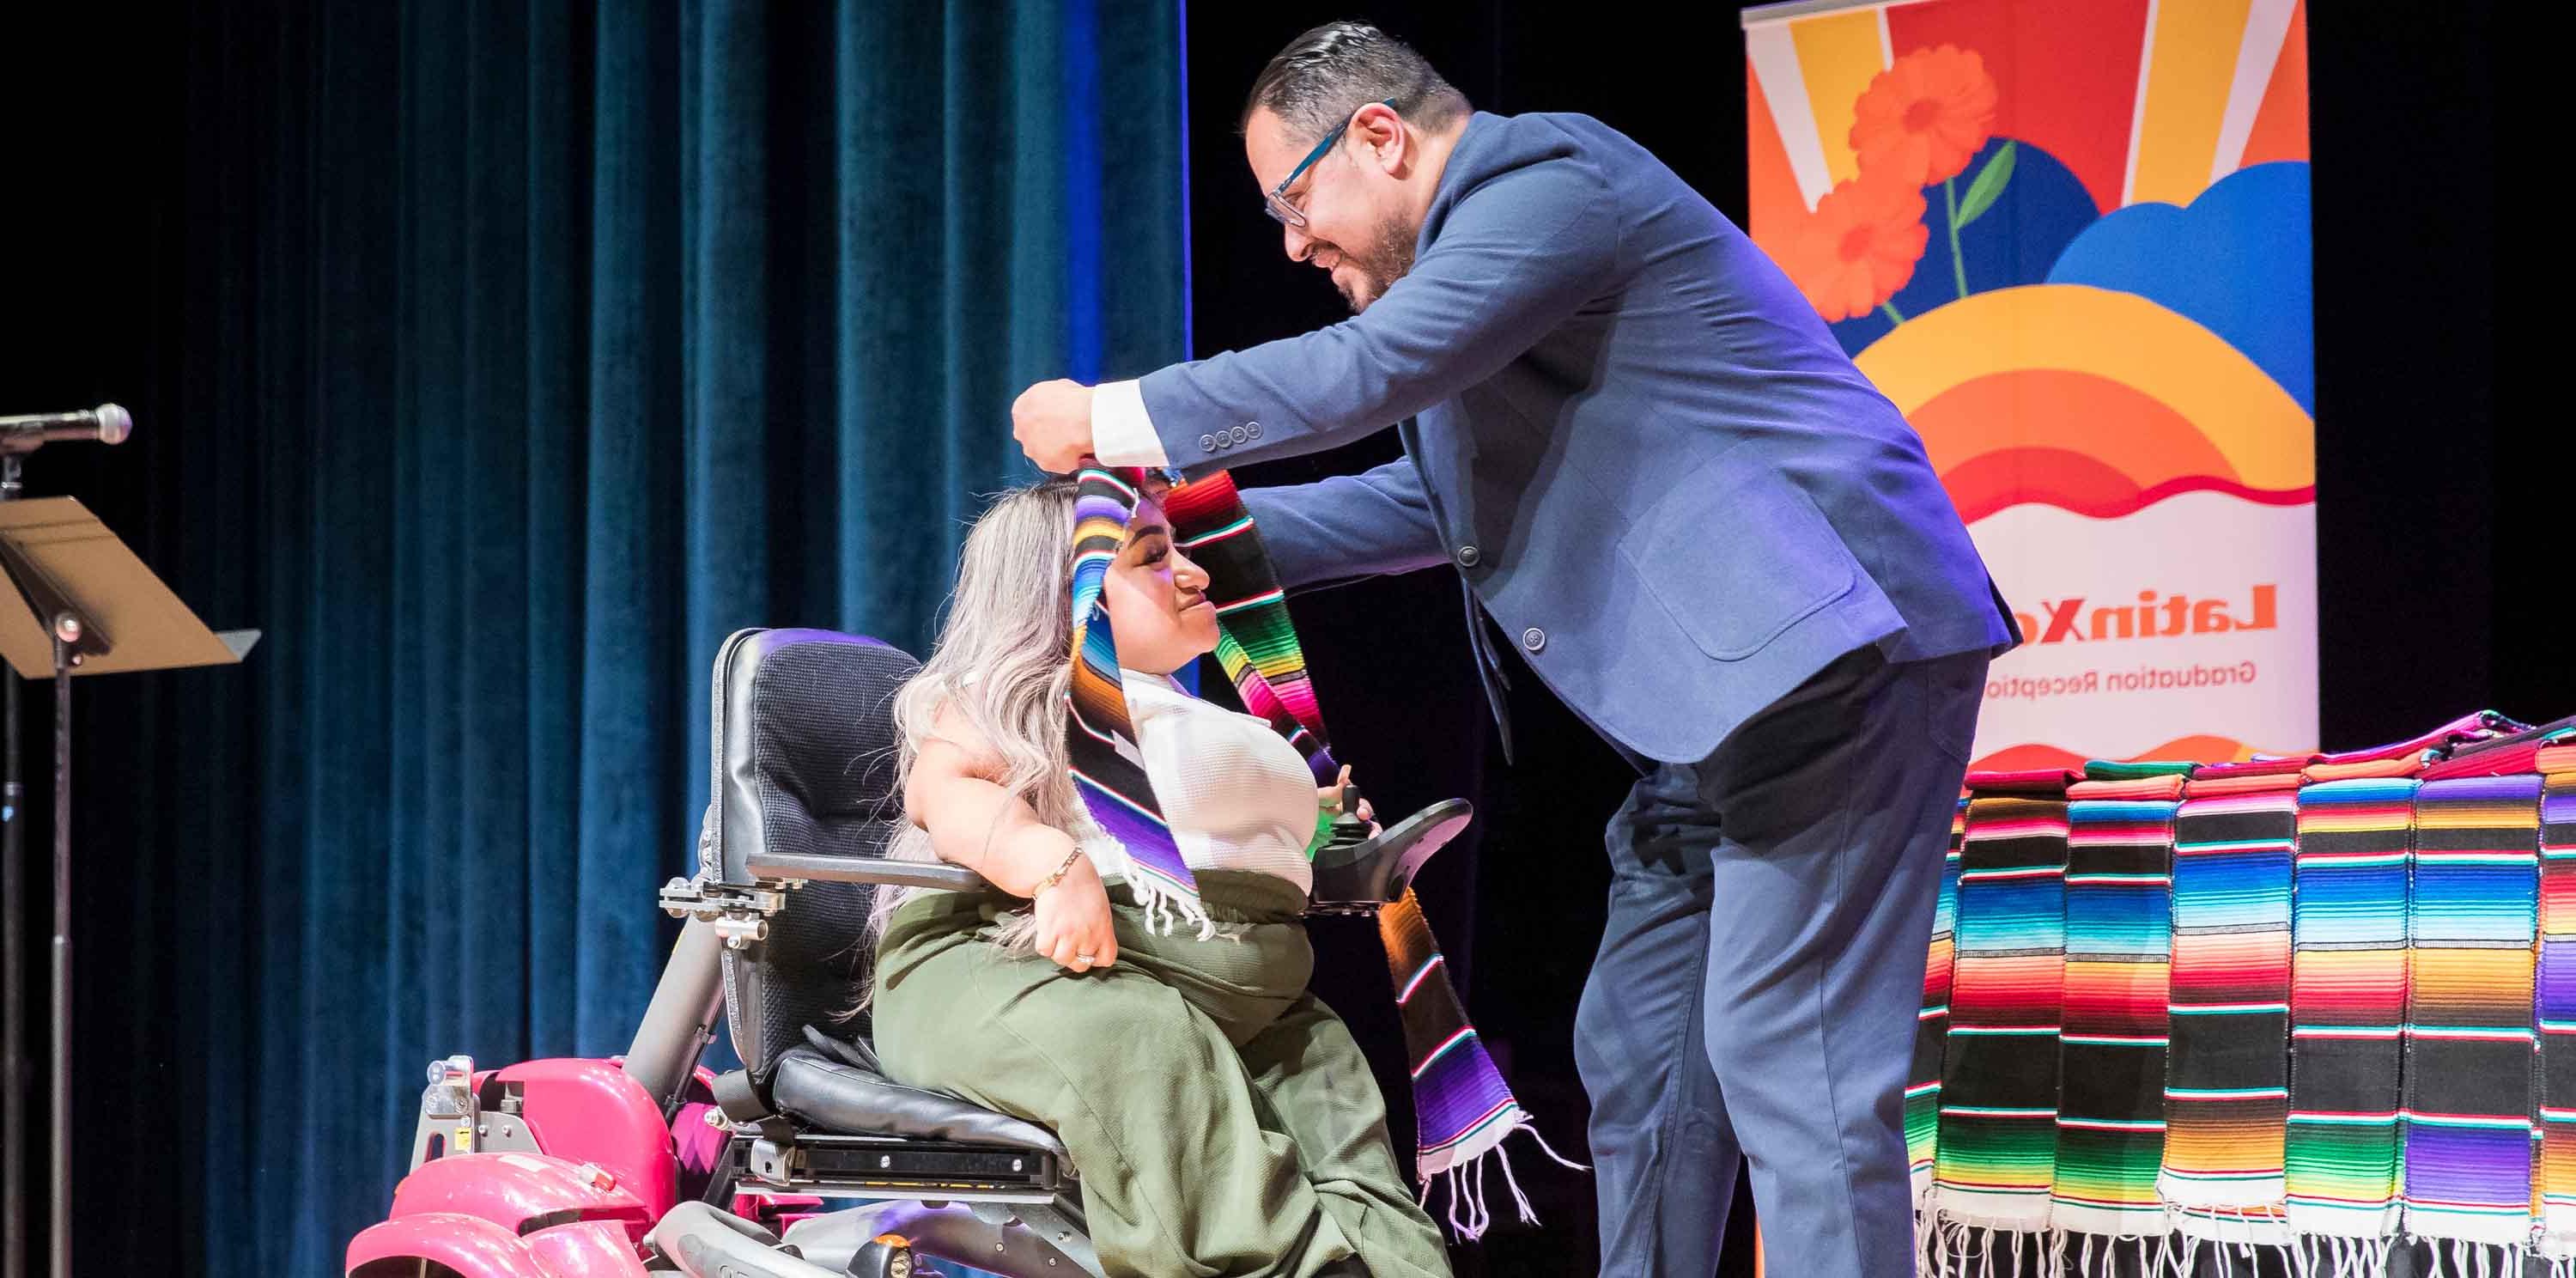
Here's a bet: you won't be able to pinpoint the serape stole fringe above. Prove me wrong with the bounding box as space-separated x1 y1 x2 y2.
2403 774 2543 1250
2286 771 2419 1240
2160 762 2300 1242
1911 797 1968 1213
2053 764 2186 1238
2543 759 2576 1258
1935 770 2074 1232
1065 465 1563 1236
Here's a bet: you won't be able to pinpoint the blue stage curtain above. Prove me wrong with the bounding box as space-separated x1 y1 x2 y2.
25 1 1184 1270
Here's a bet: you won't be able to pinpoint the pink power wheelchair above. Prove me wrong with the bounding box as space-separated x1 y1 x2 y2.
343 628 1469 1278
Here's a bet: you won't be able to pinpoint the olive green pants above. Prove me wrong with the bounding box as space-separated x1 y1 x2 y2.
870 870 1451 1278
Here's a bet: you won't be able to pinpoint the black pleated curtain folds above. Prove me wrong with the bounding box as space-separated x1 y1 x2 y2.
11 1 1185 1270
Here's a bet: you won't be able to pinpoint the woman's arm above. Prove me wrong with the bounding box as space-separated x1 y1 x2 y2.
905 703 1117 970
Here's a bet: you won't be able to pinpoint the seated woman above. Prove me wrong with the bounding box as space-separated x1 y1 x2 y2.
865 476 1452 1278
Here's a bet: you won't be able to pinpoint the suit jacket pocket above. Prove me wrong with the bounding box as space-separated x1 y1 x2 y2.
1617 458 1857 660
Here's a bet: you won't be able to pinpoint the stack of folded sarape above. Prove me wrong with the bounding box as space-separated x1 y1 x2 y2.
1909 712 2576 1275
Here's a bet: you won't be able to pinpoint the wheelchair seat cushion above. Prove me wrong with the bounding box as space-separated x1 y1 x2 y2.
768 1044 1066 1160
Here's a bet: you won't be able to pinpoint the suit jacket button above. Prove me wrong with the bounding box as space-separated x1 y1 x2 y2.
1230 424 1249 444
1198 434 1218 453
1246 422 1263 440
1521 627 1546 653
1455 545 1480 568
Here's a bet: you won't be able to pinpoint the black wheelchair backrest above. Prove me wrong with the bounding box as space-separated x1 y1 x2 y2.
704 627 920 1079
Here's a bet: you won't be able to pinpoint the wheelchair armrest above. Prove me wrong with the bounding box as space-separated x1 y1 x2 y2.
1306 798 1473 914
745 851 991 894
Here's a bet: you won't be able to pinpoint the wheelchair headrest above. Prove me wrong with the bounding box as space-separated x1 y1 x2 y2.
704 628 920 1078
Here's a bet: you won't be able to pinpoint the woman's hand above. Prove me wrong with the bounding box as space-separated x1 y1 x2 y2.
1321 764 1378 833
1030 842 1117 973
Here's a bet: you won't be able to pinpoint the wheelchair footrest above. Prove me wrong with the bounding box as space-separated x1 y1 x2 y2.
738 1134 1071 1202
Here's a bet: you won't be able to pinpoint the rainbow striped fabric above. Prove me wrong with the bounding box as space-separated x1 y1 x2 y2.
2054 764 2185 1238
2160 763 2300 1243
1935 772 2072 1232
1065 466 1212 934
1061 464 1560 1236
1377 886 1583 1236
1160 471 1334 781
2402 773 2543 1249
1913 714 2576 1275
2543 761 2576 1258
1909 797 1968 1214
2286 772 2418 1244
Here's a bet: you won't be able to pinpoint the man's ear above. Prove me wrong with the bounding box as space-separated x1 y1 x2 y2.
1355 104 1408 175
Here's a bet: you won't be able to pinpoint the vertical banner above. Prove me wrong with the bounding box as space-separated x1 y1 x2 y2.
1743 0 2316 769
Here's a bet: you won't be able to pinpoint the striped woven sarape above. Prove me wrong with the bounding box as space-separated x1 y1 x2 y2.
1911 796 1968 1214
2543 759 2576 1260
1934 770 2074 1246
1065 467 1211 933
2160 760 2302 1245
2402 772 2543 1254
2053 764 2187 1244
1066 465 1571 1234
2285 770 2419 1255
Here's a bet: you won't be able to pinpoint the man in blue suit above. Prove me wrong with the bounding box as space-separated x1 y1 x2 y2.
1015 21 2017 1275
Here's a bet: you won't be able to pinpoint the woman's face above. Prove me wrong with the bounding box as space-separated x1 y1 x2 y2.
1101 495 1219 674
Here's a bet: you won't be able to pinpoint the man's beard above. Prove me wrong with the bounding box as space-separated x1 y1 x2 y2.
1334 212 1418 313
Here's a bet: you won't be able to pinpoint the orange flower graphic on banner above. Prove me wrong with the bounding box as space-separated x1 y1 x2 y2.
1850 45 1998 187
1778 173 1929 322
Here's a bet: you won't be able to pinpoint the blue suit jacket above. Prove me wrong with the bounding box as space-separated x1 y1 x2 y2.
1137 111 2017 764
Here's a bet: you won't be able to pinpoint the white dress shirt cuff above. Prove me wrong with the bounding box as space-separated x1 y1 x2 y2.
1088 380 1168 469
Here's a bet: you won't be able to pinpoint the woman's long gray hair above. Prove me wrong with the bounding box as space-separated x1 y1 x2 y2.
862 478 1087 952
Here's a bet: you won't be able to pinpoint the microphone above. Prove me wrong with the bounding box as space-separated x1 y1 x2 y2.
0 405 133 453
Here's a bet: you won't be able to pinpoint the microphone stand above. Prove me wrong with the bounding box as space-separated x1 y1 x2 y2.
0 454 252 1278
0 459 109 1278
2 450 25 1278
0 466 97 1278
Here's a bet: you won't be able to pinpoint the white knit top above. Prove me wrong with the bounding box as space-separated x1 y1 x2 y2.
1073 669 1319 895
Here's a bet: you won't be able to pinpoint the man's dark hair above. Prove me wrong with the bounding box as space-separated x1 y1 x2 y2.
1239 21 1471 143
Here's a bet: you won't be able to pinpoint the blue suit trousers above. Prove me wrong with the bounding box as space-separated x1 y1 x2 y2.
1571 648 1986 1276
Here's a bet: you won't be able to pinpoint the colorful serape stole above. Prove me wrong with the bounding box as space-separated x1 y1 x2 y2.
1935 770 2073 1239
2053 764 2185 1242
1065 467 1212 935
1065 464 1567 1236
2160 762 2300 1243
1911 796 1968 1215
1378 889 1582 1237
2542 761 2576 1259
2285 772 2419 1250
2403 774 2543 1251
1159 471 1334 779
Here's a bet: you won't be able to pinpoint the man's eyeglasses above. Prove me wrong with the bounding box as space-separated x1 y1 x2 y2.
1263 99 1399 228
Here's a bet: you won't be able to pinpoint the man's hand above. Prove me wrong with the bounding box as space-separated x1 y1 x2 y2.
1012 379 1095 473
